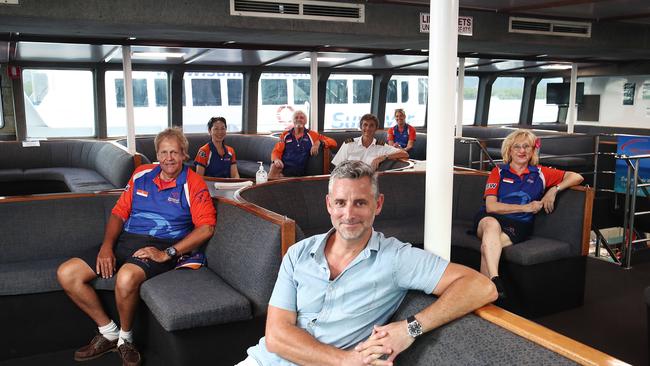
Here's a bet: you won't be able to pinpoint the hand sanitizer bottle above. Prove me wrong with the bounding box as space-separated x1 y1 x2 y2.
256 161 267 184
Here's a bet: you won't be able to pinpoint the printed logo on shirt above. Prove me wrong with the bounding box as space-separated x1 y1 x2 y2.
136 189 149 197
286 139 294 143
502 178 514 184
527 178 535 184
198 150 207 158
168 191 181 204
486 183 497 190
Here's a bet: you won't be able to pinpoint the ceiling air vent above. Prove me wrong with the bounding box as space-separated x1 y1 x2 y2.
509 17 591 38
231 0 364 23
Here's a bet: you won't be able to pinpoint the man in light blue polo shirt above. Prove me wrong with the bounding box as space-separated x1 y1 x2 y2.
239 161 497 366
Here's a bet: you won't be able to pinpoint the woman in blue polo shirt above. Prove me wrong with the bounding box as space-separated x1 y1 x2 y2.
194 117 240 178
474 129 583 298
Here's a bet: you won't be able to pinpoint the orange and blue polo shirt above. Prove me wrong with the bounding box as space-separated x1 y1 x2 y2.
112 164 216 240
482 163 564 222
271 128 321 176
194 141 237 178
387 124 416 148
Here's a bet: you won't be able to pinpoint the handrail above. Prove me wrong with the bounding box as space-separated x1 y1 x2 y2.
455 136 497 170
617 154 650 268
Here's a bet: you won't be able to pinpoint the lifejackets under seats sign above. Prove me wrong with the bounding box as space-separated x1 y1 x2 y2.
420 13 473 36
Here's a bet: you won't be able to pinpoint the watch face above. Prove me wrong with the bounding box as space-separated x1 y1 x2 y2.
408 319 423 338
166 247 177 257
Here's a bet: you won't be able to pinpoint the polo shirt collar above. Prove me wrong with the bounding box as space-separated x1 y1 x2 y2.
309 228 380 266
152 165 188 191
507 164 531 177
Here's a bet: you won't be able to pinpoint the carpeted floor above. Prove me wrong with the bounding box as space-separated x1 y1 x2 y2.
535 257 650 366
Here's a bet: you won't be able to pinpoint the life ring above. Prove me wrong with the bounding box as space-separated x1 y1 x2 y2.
276 105 295 123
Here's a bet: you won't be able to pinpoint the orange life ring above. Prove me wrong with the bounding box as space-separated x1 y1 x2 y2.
276 105 295 122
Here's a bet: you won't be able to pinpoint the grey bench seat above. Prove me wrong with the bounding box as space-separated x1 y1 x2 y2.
0 140 143 194
140 268 252 331
0 192 288 363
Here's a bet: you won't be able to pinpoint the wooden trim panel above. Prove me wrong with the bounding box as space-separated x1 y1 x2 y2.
0 191 121 203
476 304 630 366
579 186 595 256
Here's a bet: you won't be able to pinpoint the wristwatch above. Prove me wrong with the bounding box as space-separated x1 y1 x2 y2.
406 315 423 338
164 246 178 259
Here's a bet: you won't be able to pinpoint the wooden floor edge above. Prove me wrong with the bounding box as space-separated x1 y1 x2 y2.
474 304 631 366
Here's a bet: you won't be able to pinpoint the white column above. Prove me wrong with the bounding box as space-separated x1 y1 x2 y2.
424 0 458 260
567 63 578 134
121 46 136 154
456 57 465 137
310 51 318 130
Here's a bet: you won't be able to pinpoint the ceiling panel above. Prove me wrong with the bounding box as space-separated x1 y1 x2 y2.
190 49 296 66
16 42 118 63
267 52 373 67
107 46 208 64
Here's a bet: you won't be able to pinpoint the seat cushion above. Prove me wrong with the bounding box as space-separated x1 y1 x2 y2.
451 221 573 266
0 258 64 295
140 268 252 331
24 168 115 192
503 237 573 266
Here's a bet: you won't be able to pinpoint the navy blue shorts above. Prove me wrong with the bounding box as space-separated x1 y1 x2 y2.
473 210 533 244
79 232 177 279
282 165 306 177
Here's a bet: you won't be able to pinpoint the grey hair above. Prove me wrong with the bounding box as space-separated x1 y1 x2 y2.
328 160 379 199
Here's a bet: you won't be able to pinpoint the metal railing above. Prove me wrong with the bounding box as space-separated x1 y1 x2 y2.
617 153 650 268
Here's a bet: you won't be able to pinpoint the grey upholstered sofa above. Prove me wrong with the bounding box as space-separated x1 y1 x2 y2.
0 193 290 365
117 133 329 178
238 170 594 317
451 171 594 317
0 140 143 195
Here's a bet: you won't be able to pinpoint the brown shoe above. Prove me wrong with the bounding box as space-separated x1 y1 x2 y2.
74 334 117 361
117 341 142 366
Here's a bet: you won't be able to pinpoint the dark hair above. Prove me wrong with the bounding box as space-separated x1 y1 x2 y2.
359 113 379 129
208 117 227 130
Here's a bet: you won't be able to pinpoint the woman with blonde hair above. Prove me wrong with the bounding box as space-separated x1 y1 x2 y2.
474 129 583 298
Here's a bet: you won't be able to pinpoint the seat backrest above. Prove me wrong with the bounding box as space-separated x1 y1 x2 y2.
390 292 580 365
452 172 488 222
0 194 118 264
205 199 286 316
237 178 330 235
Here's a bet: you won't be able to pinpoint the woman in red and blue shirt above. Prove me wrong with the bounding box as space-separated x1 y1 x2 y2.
474 129 583 298
386 108 416 153
195 117 240 178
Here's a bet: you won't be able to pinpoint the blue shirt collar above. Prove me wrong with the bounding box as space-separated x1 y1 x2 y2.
309 228 380 267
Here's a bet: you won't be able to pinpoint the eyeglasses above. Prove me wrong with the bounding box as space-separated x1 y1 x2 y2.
512 144 532 151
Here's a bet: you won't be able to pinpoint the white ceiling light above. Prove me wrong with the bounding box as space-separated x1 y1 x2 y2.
301 57 346 62
540 64 572 70
132 51 185 59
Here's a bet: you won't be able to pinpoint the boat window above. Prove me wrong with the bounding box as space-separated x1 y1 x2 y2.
463 76 479 125
386 75 426 128
488 77 524 125
106 70 168 137
23 69 95 138
533 77 563 124
256 73 310 132
325 74 372 130
183 72 243 134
